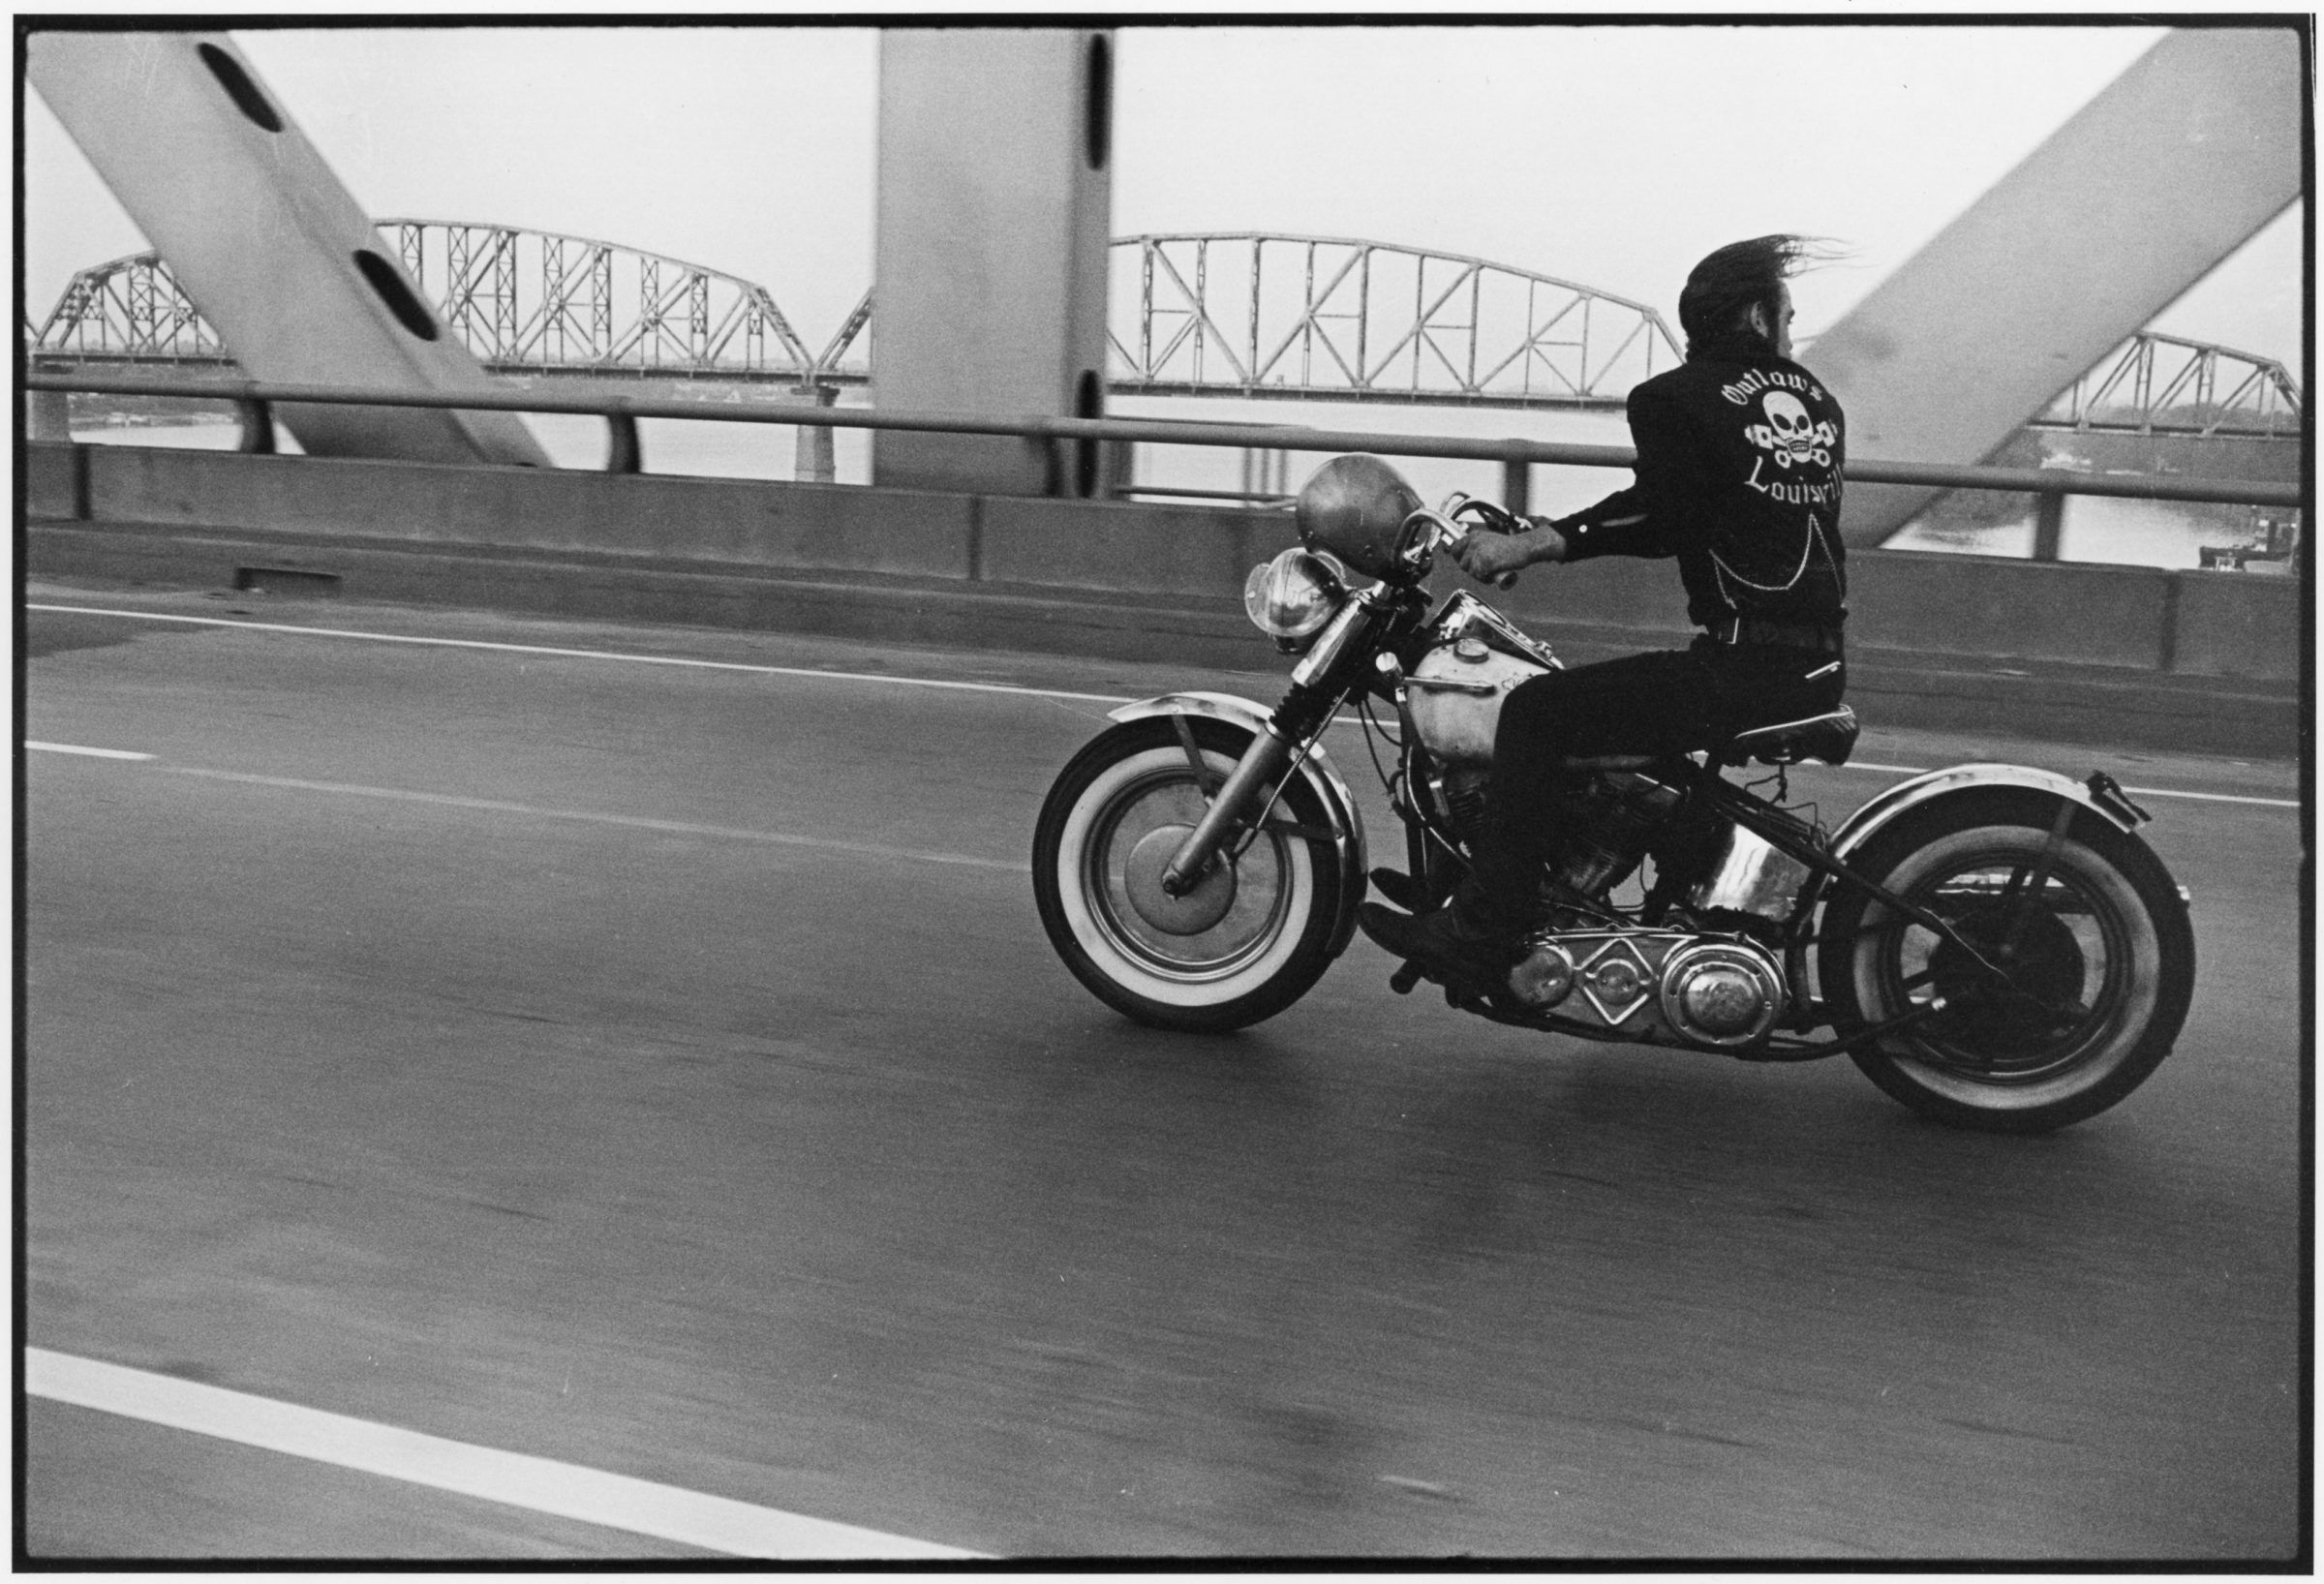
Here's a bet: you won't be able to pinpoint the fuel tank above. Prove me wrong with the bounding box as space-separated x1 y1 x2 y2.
1403 637 1549 765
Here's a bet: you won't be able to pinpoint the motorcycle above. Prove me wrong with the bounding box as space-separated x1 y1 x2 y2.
1032 454 2196 1133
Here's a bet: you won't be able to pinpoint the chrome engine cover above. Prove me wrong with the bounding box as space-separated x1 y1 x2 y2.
1506 929 1789 1048
1657 939 1788 1046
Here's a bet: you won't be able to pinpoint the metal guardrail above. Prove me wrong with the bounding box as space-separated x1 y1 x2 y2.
24 371 2305 520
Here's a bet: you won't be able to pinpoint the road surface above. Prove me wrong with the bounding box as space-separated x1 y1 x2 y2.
22 581 2306 1561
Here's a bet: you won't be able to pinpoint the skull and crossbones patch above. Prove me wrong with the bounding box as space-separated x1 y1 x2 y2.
1744 391 1837 470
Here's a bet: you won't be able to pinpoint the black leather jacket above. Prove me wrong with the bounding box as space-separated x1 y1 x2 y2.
1549 329 1847 631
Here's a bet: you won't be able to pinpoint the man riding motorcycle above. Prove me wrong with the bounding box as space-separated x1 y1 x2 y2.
1360 233 1851 983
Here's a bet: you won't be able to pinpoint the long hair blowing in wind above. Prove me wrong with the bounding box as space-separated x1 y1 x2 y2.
1677 234 1852 352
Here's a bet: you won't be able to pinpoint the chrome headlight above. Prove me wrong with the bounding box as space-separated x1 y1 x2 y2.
1243 547 1350 646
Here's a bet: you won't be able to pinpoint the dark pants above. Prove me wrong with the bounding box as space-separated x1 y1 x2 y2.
1468 637 1847 927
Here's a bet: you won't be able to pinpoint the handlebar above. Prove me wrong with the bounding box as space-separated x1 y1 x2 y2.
1400 493 1527 590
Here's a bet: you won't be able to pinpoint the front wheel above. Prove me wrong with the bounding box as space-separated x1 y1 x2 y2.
1818 792 2195 1133
1033 717 1347 1032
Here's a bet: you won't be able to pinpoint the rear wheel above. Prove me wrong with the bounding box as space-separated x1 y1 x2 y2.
1033 717 1346 1032
1819 793 2194 1133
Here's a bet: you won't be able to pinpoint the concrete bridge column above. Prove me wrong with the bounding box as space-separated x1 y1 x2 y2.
871 29 1116 498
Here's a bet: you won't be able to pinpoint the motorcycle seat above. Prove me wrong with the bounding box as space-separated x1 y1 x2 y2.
1725 707 1858 767
1555 707 1860 773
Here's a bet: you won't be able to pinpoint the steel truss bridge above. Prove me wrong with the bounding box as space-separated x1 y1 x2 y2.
2028 330 2303 440
27 220 2304 436
1103 233 1678 409
28 222 850 387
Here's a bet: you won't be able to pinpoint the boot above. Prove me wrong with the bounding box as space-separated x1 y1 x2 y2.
1358 879 1522 987
1367 867 1425 912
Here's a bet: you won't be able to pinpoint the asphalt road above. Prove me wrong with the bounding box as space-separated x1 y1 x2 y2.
22 582 2307 1561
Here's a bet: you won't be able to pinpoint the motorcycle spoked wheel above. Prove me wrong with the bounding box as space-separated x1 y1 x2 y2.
1818 793 2194 1134
1033 717 1347 1033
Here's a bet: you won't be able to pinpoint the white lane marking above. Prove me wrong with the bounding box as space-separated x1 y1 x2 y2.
31 604 2298 808
36 733 2298 810
1830 760 2298 808
2123 786 2301 809
170 769 1029 872
27 603 1132 704
26 741 156 761
25 1348 986 1560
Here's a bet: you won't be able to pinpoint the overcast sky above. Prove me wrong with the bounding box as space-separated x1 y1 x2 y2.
21 22 2306 366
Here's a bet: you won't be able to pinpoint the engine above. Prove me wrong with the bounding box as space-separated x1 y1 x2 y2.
1505 928 1789 1048
1428 765 1493 840
1551 771 1682 895
1406 624 1692 901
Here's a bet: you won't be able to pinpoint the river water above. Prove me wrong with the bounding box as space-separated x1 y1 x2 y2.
66 394 2292 573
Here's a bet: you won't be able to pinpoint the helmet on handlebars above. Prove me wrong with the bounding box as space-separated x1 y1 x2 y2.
1293 453 1423 579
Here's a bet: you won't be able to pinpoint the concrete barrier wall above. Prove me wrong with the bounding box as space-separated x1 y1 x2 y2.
28 442 2300 685
2171 568 2301 682
76 446 979 580
980 494 1300 596
1849 554 2175 671
1443 528 2292 680
25 442 78 520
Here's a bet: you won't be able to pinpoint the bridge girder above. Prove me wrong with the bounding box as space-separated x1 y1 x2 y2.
1806 28 2305 541
29 32 547 467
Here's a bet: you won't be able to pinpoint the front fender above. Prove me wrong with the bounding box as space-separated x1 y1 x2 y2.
1107 691 1370 955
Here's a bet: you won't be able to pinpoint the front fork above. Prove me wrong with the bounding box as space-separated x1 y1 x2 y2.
1158 586 1411 898
1158 724 1301 897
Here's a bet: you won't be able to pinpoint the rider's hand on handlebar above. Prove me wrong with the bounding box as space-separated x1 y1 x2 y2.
1452 519 1565 586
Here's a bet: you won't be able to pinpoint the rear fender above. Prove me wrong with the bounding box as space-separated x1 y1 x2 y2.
1107 691 1369 955
1801 762 2148 922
